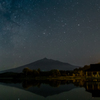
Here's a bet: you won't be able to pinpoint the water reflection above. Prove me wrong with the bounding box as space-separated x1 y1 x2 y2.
0 79 100 99
22 80 73 89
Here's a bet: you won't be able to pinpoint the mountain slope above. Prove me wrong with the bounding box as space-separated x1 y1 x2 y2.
2 58 80 73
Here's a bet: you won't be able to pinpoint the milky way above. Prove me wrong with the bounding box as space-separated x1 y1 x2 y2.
0 0 100 70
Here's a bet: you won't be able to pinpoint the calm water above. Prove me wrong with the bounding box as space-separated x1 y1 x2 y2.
0 80 100 100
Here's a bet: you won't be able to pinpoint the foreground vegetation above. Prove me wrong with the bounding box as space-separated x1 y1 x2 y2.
0 66 88 80
0 64 96 80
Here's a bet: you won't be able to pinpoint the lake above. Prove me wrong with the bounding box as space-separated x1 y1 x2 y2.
0 79 100 100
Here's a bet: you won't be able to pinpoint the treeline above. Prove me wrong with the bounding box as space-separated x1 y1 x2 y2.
73 65 90 71
0 64 90 79
22 67 73 77
22 64 91 77
0 68 73 79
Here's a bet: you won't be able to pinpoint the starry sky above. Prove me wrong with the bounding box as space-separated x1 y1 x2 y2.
0 0 100 70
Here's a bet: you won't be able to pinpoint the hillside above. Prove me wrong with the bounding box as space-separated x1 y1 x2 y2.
1 58 80 73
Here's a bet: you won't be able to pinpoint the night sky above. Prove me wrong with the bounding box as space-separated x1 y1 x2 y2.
0 0 100 70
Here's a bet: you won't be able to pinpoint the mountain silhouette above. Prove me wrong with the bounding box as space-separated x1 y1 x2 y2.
2 58 80 73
